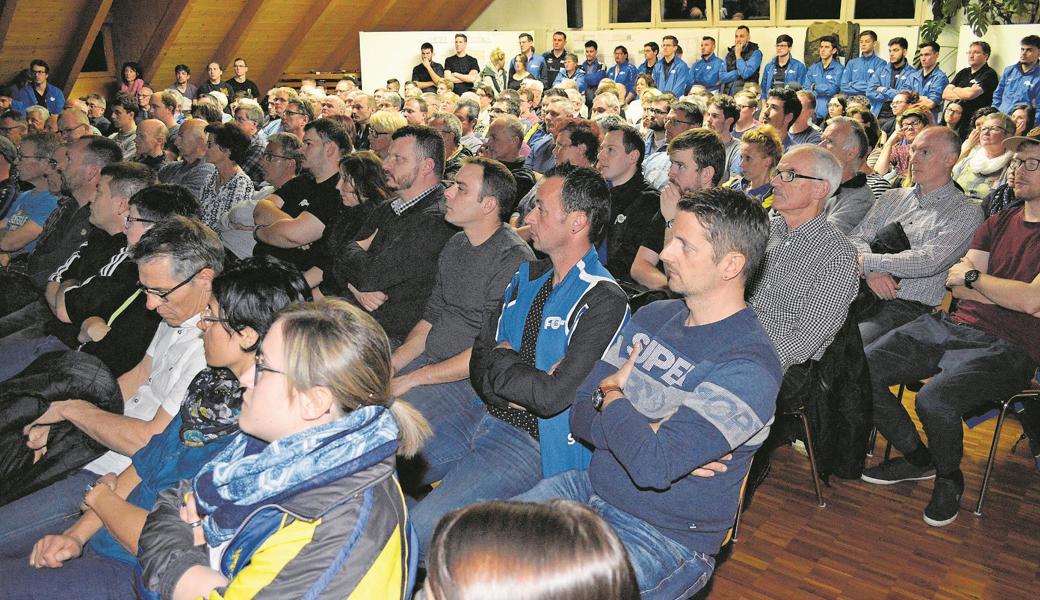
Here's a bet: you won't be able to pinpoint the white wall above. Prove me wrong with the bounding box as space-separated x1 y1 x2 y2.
954 23 1036 74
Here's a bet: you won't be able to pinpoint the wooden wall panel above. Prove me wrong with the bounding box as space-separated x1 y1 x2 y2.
0 0 90 86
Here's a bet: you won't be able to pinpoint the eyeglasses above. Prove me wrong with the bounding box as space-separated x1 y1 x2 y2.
253 351 285 387
776 169 826 183
666 117 698 126
979 126 1006 134
490 107 507 115
261 151 294 162
59 123 87 136
0 125 26 133
18 153 51 162
126 214 157 225
1012 157 1040 172
31 69 47 75
900 121 924 130
283 110 307 118
199 305 230 325
645 107 668 115
138 267 203 303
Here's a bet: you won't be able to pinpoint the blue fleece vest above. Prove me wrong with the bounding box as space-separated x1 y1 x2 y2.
495 247 627 476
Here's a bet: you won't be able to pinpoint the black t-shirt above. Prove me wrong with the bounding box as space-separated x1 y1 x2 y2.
227 78 261 101
542 50 567 87
605 174 661 282
950 65 999 131
411 62 445 86
253 173 342 270
444 55 480 95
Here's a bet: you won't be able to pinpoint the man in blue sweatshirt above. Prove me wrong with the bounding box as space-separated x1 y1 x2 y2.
515 187 782 599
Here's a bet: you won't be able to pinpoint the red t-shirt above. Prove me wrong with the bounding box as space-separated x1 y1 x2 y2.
952 206 1040 363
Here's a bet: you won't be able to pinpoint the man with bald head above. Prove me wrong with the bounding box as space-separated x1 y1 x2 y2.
320 95 348 118
848 126 983 346
134 119 168 172
157 119 216 201
56 108 92 144
819 117 876 234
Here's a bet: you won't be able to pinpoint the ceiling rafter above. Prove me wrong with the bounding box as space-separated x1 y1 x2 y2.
58 0 114 96
138 0 193 84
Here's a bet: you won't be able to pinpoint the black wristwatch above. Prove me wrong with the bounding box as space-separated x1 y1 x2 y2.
592 384 623 411
964 269 980 289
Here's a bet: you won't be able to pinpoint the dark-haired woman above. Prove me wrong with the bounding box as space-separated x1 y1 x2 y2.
199 122 254 229
119 62 145 97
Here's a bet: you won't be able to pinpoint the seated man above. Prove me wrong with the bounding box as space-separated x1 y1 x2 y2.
392 157 534 473
479 115 536 213
0 162 156 382
0 133 60 262
819 117 876 234
327 125 456 345
253 119 351 272
514 188 781 598
861 130 1040 527
157 119 217 202
410 165 629 561
0 217 220 538
848 126 983 346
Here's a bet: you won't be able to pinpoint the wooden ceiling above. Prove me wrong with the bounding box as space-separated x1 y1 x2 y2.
0 0 495 96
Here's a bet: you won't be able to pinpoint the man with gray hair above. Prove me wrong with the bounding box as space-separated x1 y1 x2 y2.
84 94 110 134
429 112 468 182
819 117 876 234
158 119 217 201
453 98 482 154
479 116 535 213
25 105 49 134
750 144 859 371
847 126 983 345
232 99 268 186
590 92 621 124
56 108 92 144
134 119 169 172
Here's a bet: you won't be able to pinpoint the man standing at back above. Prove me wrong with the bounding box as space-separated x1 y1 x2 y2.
512 33 546 82
653 36 691 97
226 58 260 100
691 36 727 94
412 43 446 92
721 26 763 96
760 35 807 99
542 32 569 88
909 41 949 122
803 35 844 123
867 38 918 131
12 60 64 114
841 31 886 99
514 187 781 599
942 41 999 138
992 35 1040 114
444 34 480 96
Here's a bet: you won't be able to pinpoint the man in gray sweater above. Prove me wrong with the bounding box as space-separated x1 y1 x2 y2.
820 117 877 234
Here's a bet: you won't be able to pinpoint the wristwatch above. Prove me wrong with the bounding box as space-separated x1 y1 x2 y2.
964 269 980 289
592 384 623 411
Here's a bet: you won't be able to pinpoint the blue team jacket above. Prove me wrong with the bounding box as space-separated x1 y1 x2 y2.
760 57 808 99
690 55 727 93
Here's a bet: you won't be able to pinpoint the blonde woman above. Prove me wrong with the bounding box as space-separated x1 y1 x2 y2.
481 48 508 94
725 124 783 208
138 298 430 600
369 109 408 160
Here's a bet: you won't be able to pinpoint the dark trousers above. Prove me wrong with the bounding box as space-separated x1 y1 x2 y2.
858 298 932 346
865 313 1036 474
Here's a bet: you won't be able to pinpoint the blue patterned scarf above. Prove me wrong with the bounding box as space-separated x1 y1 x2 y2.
193 404 400 544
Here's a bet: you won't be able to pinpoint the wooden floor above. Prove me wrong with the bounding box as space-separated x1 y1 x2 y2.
701 394 1040 600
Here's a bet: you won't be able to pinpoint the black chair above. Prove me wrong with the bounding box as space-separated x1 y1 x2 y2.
974 386 1040 516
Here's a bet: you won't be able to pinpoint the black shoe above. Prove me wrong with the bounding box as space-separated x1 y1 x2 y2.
923 476 963 527
860 457 936 485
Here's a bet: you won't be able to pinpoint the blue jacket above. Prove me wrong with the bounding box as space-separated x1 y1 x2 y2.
510 52 546 81
607 61 640 98
553 69 587 93
638 60 658 75
582 60 606 89
653 57 692 97
476 247 629 477
525 125 556 173
840 54 887 97
908 67 950 121
721 44 764 95
12 83 65 115
760 57 808 99
866 62 918 114
690 55 727 93
993 62 1040 113
803 59 845 119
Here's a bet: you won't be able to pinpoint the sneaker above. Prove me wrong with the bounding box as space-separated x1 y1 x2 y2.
924 476 963 527
860 457 936 485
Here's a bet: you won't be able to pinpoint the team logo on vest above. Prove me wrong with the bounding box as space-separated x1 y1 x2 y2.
544 316 566 330
299 199 310 207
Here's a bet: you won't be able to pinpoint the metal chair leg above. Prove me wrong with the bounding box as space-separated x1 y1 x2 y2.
798 411 826 508
867 426 878 457
974 399 1013 516
732 483 745 542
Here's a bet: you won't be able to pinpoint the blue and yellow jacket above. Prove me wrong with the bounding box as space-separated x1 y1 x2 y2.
137 457 413 600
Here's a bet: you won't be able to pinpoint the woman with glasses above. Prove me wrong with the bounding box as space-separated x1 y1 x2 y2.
198 123 255 230
509 53 536 91
874 108 928 188
723 124 782 207
0 257 308 599
309 151 391 297
368 109 407 160
138 298 430 600
952 112 1015 202
731 90 761 139
940 101 965 139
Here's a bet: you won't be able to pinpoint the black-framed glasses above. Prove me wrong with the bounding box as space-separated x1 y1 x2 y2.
139 267 203 303
18 154 51 162
261 151 294 162
646 107 668 115
490 107 507 115
126 214 157 225
1012 157 1040 172
31 69 47 75
283 110 306 118
666 117 698 126
776 169 825 183
253 351 285 387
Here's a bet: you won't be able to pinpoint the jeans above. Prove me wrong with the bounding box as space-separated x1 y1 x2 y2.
409 401 542 563
0 334 70 382
866 313 1037 474
858 298 932 346
0 469 96 559
513 470 715 599
0 545 135 600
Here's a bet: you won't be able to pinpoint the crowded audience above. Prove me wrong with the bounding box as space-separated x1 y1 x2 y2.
0 24 1037 600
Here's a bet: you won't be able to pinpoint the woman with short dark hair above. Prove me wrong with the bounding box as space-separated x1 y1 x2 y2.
198 122 254 229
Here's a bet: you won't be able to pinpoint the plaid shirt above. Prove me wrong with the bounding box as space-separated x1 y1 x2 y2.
390 184 442 216
750 214 859 371
848 180 983 307
239 132 268 187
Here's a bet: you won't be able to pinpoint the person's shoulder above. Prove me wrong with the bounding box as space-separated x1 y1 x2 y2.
632 298 685 324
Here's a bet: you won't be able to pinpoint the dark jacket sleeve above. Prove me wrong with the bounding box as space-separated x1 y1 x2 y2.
138 485 211 600
471 282 629 418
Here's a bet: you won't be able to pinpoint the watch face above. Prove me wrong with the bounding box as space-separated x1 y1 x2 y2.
591 388 605 410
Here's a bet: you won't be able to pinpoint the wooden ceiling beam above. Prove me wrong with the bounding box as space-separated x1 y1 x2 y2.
456 0 496 29
210 0 264 71
138 0 193 84
58 0 114 96
0 0 20 53
319 0 405 74
257 0 337 94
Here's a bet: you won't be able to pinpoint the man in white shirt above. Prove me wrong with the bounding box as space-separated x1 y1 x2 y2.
0 217 223 551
